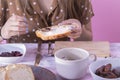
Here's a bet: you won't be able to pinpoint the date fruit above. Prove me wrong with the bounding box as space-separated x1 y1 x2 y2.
95 63 120 79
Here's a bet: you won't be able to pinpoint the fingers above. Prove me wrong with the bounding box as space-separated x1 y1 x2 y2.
9 15 28 23
68 31 81 39
7 21 28 27
8 26 26 37
9 26 26 32
69 23 82 38
9 31 26 37
7 19 28 31
2 15 28 39
71 23 81 30
58 19 82 39
59 19 80 25
18 26 27 32
7 20 27 33
58 20 72 26
18 22 28 27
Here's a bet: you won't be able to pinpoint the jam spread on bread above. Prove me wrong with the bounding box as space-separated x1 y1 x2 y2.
41 27 51 32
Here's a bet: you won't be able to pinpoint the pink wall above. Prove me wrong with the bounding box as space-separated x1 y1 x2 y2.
91 0 120 42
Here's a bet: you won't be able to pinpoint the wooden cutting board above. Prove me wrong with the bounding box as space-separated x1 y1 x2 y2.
53 41 110 57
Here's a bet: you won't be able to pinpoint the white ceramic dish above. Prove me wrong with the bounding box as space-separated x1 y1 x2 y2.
55 48 96 80
89 58 120 80
0 44 26 63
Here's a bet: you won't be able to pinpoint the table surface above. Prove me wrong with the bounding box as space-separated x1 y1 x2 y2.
1 43 120 80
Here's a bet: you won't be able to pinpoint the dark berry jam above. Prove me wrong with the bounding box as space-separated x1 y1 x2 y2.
0 51 23 57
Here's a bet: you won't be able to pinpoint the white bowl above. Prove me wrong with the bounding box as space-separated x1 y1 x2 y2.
89 58 120 80
0 44 26 63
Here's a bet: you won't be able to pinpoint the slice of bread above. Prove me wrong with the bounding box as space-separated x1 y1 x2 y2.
0 64 35 80
35 25 74 40
5 64 35 80
0 67 6 80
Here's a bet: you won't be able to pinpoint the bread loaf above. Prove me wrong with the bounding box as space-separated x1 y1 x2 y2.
0 64 35 80
35 25 74 40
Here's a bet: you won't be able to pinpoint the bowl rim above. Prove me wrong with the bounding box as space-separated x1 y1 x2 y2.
54 47 89 63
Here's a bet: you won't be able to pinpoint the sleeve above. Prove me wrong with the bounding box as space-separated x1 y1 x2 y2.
77 0 94 25
6 0 23 16
0 0 6 37
0 0 24 28
0 0 6 27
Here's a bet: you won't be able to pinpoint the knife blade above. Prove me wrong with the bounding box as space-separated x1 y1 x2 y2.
34 41 42 66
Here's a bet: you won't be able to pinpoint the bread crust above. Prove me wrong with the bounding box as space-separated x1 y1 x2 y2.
35 25 73 40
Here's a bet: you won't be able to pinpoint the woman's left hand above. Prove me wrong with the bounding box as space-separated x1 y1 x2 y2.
59 19 82 40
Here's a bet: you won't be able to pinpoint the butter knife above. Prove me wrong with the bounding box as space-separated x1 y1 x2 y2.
48 41 54 56
34 41 42 66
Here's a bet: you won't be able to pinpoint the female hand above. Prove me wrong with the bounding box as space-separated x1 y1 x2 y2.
59 19 82 40
1 15 28 39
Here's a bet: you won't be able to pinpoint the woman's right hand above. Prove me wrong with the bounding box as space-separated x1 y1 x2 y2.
1 15 28 39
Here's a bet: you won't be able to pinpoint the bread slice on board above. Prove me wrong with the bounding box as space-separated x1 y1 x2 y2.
0 64 35 80
5 64 35 80
35 25 74 40
0 67 6 80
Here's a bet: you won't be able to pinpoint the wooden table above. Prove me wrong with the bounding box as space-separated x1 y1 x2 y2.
1 43 120 80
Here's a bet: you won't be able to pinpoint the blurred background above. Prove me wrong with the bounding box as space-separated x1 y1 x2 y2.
91 0 120 42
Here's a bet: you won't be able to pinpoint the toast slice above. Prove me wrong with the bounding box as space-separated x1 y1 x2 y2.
0 67 6 80
6 64 35 80
35 25 74 40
